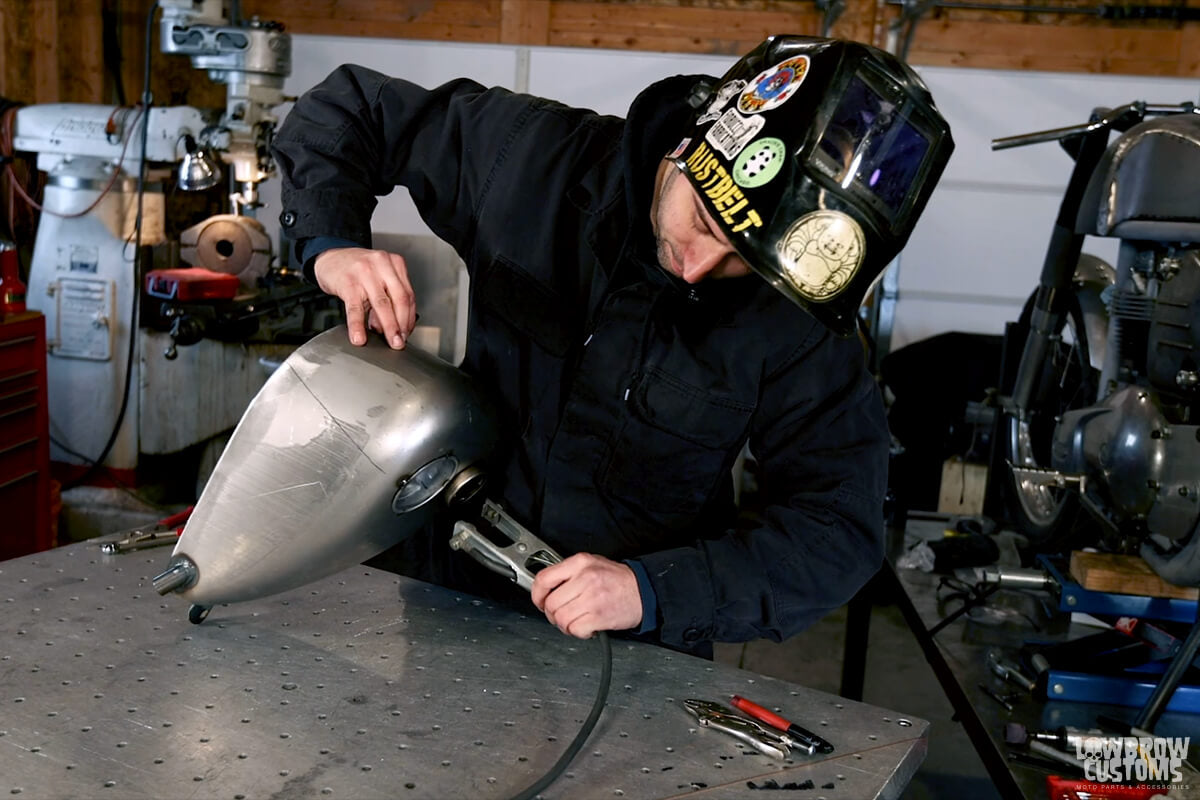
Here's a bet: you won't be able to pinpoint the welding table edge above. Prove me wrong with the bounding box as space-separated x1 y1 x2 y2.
884 562 1034 799
0 542 929 800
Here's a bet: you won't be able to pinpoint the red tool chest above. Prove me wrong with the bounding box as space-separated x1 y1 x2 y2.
0 311 52 560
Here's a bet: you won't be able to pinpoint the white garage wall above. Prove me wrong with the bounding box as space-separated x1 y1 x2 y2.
259 35 1200 354
898 67 1200 350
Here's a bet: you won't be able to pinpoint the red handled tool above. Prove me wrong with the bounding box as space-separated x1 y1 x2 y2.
730 695 834 754
1046 775 1168 800
97 506 194 554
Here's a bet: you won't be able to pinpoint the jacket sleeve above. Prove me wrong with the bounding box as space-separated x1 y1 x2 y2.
635 327 889 647
272 64 541 259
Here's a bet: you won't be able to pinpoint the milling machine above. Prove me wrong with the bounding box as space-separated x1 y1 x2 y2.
12 0 335 479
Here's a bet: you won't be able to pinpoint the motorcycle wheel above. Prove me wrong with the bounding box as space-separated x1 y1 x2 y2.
1001 288 1098 549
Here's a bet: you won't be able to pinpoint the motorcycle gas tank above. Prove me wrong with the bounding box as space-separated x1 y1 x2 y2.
1054 386 1200 539
1077 113 1200 242
159 327 498 606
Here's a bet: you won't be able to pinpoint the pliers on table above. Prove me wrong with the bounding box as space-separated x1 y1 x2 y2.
684 699 795 759
94 506 193 554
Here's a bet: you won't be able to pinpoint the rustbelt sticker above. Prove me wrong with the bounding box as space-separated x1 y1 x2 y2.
682 141 764 233
705 108 764 160
776 210 865 301
697 79 747 125
739 55 810 114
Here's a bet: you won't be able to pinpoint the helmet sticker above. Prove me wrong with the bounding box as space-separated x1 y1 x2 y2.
668 137 691 159
733 137 786 188
680 141 764 233
776 210 865 301
697 79 747 125
739 56 810 114
705 108 765 160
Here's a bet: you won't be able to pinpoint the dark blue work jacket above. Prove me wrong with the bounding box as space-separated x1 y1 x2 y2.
272 64 888 651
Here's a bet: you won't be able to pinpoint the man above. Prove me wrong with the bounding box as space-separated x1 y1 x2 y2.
271 35 953 655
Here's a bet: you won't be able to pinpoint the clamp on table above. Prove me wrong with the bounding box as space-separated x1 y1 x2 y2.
449 500 562 591
684 699 793 759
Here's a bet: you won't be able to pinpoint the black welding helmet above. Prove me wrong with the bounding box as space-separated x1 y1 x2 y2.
671 35 954 335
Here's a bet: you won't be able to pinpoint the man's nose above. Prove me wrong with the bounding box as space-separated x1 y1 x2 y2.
680 241 730 284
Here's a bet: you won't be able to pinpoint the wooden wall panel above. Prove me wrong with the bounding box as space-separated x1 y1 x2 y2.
888 1 1200 77
7 0 1200 110
898 17 1187 74
0 0 105 105
500 0 552 44
241 0 504 40
545 2 824 53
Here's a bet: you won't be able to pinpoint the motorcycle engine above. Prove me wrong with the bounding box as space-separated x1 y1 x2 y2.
1053 247 1200 543
1146 248 1200 401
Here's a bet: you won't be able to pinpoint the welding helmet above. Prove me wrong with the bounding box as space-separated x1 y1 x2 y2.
672 35 954 335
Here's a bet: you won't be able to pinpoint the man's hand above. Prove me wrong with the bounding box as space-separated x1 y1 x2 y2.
531 553 642 638
312 247 417 348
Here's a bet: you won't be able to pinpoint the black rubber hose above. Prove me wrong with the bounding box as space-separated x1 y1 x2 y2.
508 631 612 800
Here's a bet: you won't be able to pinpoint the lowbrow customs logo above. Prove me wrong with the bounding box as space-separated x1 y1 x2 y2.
776 210 865 300
1074 736 1191 785
739 56 810 114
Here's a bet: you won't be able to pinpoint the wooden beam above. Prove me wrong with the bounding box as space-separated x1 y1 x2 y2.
501 0 552 45
9 0 1200 108
901 17 1187 73
60 0 105 102
547 1 824 54
33 1 58 103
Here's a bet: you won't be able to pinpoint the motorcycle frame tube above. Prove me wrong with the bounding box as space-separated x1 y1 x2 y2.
1011 124 1115 415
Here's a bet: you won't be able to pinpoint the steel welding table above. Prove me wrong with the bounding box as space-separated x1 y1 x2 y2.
2 542 926 799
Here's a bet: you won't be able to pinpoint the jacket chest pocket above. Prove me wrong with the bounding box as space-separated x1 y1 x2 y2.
601 368 755 516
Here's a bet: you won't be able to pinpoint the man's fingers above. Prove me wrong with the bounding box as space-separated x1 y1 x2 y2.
531 560 572 611
343 298 369 346
365 281 406 349
380 262 418 339
312 247 418 349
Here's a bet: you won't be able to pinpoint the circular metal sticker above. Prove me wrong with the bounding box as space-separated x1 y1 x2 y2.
776 210 866 301
739 56 810 114
733 137 786 188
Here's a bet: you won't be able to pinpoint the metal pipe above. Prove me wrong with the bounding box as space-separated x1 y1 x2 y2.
1134 605 1200 731
152 557 199 595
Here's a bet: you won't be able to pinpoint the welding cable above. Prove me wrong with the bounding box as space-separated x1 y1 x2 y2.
505 631 612 800
3 105 145 220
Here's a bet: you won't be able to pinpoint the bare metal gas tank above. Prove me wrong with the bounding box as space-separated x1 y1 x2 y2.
153 327 497 607
1077 113 1200 242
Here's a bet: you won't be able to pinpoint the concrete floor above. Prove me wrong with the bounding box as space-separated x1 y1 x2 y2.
58 487 1001 800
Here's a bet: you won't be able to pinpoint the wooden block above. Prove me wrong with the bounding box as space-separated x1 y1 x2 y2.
1070 551 1200 601
937 456 988 516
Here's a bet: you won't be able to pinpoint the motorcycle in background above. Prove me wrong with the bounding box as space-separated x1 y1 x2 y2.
992 100 1200 588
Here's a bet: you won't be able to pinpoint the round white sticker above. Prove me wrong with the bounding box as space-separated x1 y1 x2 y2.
733 137 786 188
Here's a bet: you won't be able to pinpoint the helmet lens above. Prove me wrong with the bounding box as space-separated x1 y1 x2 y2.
811 73 932 221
